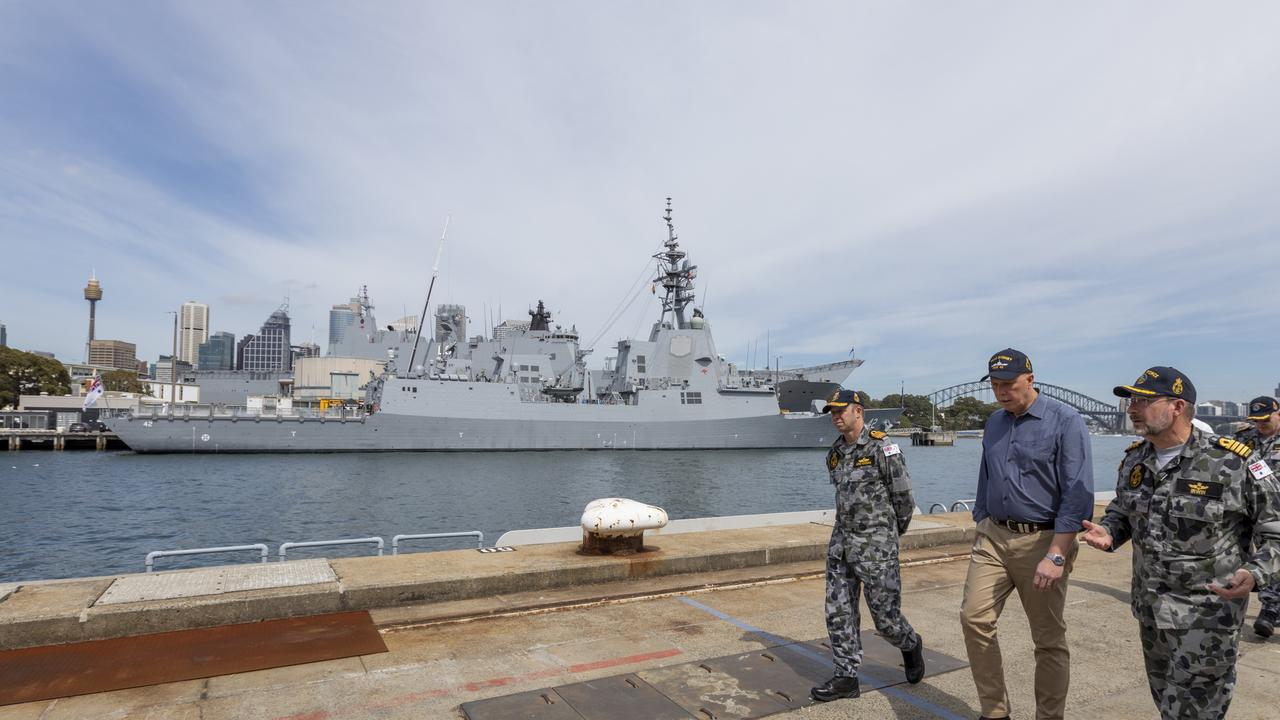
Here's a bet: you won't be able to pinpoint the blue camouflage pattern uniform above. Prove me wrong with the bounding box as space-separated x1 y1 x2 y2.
1234 425 1280 616
824 426 919 678
1098 429 1280 720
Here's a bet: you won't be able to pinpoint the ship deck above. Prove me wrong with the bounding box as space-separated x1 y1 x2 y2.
2 509 1279 719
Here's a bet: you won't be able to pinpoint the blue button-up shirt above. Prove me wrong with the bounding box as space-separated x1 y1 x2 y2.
973 392 1094 533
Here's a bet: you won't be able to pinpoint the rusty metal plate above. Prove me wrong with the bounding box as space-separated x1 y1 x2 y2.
553 674 692 720
460 688 584 720
637 661 788 720
698 645 830 711
0 611 386 706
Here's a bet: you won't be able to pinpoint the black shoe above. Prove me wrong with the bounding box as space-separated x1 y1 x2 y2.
811 675 860 702
1255 607 1278 638
903 633 925 684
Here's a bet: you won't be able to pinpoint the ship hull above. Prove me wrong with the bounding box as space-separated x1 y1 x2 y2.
107 408 903 454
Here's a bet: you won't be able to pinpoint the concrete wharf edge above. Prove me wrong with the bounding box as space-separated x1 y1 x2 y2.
0 512 979 652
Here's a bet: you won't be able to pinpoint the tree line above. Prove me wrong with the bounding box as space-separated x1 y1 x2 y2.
866 393 1001 431
0 347 145 409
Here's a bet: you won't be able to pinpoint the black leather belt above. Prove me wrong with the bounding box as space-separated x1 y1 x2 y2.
994 519 1054 534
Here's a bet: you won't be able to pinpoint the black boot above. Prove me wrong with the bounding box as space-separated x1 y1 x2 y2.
903 633 925 684
1255 605 1279 639
811 675 860 702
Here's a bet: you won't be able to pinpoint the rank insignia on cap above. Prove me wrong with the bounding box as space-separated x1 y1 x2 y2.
1172 377 1184 395
1128 466 1144 488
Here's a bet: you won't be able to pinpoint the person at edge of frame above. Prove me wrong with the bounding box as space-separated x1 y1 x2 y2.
1082 368 1280 720
960 348 1094 720
1233 395 1280 638
810 387 925 702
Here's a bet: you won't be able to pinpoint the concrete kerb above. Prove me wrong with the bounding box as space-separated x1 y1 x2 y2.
0 513 980 651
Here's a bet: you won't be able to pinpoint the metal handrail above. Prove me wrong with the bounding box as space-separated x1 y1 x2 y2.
145 544 269 572
927 502 948 514
278 537 384 559
391 531 484 555
950 499 975 512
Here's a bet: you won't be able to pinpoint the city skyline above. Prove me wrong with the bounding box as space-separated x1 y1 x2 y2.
2 3 1278 401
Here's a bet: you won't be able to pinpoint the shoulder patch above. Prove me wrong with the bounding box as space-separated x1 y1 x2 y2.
869 429 887 440
1250 459 1273 480
1215 436 1253 459
1125 440 1143 452
881 442 901 457
826 449 839 471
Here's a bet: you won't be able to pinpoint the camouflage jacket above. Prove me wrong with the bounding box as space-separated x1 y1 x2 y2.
1099 429 1280 630
1234 426 1280 465
826 427 915 563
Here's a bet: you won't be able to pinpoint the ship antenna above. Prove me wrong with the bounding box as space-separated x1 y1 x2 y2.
407 213 451 376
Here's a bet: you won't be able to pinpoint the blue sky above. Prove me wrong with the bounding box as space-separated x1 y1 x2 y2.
1 2 1277 405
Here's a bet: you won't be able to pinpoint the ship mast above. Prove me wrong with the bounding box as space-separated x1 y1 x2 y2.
653 198 696 329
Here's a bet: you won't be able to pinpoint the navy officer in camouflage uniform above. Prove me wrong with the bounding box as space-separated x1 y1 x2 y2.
1235 396 1280 637
810 388 925 702
1082 368 1280 720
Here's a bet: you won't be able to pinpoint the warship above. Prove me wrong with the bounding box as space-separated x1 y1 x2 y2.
107 202 901 453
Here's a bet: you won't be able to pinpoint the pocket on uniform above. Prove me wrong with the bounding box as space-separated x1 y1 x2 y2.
1166 496 1225 557
1168 495 1225 524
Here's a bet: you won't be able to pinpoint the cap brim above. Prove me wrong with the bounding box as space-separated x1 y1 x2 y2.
1248 413 1272 421
983 370 1025 382
1113 385 1158 398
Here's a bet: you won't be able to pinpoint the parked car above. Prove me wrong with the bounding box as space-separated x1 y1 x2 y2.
68 422 88 432
86 420 109 432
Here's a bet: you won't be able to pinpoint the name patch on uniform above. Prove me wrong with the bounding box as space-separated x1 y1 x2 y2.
1174 478 1223 499
855 457 873 467
1128 466 1144 489
1250 460 1274 480
881 443 901 457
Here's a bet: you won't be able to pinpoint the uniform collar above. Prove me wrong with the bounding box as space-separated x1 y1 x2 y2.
834 426 873 454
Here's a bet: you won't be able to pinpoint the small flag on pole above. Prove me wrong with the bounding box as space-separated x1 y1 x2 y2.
82 374 103 410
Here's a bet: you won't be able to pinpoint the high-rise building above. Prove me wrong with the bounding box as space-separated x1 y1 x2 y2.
88 339 138 371
291 342 321 366
155 355 193 383
0 322 6 347
83 272 102 361
197 331 236 371
435 304 466 344
179 301 209 365
238 307 292 372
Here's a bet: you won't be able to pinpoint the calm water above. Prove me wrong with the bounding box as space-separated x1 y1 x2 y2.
0 435 1135 582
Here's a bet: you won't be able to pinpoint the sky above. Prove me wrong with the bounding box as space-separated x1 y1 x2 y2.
1 2 1277 405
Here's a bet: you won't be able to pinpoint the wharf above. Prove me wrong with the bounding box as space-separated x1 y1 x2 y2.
2 507 1279 719
0 430 123 451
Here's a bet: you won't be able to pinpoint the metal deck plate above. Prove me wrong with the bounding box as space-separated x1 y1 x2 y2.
800 635 969 688
460 688 584 720
699 647 830 711
96 559 335 605
638 661 787 719
554 674 692 720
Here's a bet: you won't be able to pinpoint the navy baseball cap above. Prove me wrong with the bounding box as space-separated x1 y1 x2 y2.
1113 366 1197 405
1247 396 1279 421
981 348 1033 382
822 388 868 413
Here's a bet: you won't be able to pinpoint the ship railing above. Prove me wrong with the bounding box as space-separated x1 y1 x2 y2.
131 405 366 421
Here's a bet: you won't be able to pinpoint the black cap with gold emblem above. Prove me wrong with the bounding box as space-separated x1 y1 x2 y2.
1113 366 1197 404
980 348 1033 382
1247 396 1279 421
821 388 868 413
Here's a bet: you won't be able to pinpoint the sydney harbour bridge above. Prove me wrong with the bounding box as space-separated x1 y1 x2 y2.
925 381 1248 434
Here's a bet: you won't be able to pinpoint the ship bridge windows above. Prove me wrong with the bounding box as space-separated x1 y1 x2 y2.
636 355 646 374
680 391 702 405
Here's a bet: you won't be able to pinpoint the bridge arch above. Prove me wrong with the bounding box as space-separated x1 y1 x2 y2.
927 381 1125 432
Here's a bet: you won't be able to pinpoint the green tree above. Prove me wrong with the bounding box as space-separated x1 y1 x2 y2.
101 369 145 394
942 396 1000 430
0 347 72 409
871 393 936 428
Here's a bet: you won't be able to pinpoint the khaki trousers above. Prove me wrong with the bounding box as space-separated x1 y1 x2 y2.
960 518 1078 720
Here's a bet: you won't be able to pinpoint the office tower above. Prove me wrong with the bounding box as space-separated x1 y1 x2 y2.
0 322 6 347
88 339 138 371
197 331 236 371
239 306 292 372
179 301 209 365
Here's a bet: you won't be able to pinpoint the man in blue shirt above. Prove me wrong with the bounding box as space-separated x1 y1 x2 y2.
959 348 1094 720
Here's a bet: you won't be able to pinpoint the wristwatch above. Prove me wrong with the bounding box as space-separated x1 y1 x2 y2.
1045 553 1066 567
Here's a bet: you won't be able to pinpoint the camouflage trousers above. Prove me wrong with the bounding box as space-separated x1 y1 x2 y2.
825 555 917 677
1138 622 1239 720
1260 582 1280 616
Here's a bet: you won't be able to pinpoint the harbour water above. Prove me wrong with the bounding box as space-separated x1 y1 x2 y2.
1 435 1135 582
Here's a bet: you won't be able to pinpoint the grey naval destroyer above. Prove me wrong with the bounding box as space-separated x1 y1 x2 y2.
109 202 901 453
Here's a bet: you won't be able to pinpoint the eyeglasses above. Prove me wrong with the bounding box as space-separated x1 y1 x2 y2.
1128 396 1177 409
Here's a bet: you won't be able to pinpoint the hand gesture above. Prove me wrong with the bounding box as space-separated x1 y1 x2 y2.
1207 569 1256 600
1080 520 1112 551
